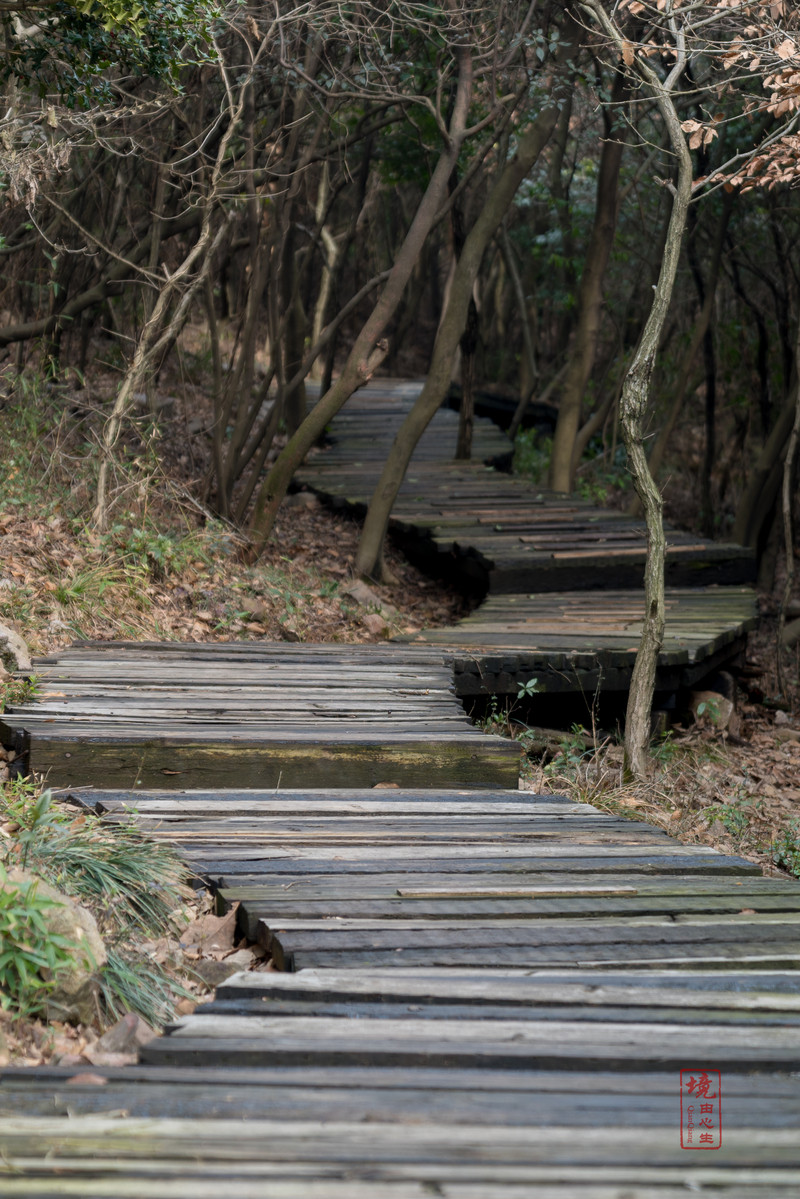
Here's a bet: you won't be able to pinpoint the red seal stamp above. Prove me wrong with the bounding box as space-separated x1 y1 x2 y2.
680 1069 722 1149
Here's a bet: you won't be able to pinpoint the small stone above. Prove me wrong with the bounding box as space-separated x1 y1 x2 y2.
191 958 249 989
0 621 32 671
344 580 399 617
55 1052 91 1068
284 491 320 509
689 690 735 730
85 1050 138 1068
774 709 790 726
94 1012 156 1054
363 613 388 635
237 596 268 621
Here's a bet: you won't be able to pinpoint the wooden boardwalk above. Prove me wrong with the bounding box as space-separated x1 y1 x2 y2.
1 380 798 1195
2 772 800 1192
297 380 756 696
297 382 755 595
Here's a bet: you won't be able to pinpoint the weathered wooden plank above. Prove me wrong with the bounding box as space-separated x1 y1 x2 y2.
215 967 800 1006
251 916 800 946
3 1061 798 1094
199 996 800 1027
285 946 800 970
5 1115 798 1168
202 850 758 875
26 737 520 791
143 1014 800 1070
1 1074 798 1125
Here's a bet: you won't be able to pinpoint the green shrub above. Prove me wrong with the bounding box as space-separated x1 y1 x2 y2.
0 867 78 1019
771 820 800 878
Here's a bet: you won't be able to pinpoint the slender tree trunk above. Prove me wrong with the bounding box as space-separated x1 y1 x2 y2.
634 192 733 504
499 222 539 423
777 318 800 697
281 226 308 436
582 0 693 780
354 37 582 580
733 391 798 548
549 72 625 493
247 48 475 556
456 293 479 459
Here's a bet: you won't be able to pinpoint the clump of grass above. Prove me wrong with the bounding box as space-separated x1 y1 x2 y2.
100 946 194 1028
1 780 195 1026
0 674 39 712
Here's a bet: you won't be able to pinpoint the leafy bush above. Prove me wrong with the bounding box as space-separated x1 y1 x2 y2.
513 429 552 484
771 820 800 878
0 867 78 1019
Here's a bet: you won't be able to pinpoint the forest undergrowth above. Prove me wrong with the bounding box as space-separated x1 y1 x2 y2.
517 619 800 886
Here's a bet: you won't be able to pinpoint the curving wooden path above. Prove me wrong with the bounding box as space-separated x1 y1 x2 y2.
297 380 757 699
1 380 798 1196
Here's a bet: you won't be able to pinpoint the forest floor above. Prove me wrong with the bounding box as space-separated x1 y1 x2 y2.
1 357 799 1067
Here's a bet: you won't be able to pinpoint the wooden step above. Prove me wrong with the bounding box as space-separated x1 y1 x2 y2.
2 644 519 790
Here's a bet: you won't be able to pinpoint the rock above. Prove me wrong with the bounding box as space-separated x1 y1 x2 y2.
224 948 258 969
363 612 389 635
133 391 175 416
0 621 32 672
775 727 800 743
344 580 399 618
774 709 790 726
1 870 107 1025
84 1050 138 1067
237 596 268 621
191 957 250 989
284 491 320 510
689 690 735 730
94 1012 156 1054
54 1052 91 1067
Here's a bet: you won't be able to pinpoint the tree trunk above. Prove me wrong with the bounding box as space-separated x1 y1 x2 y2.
548 72 625 493
635 192 734 503
733 390 798 549
499 222 539 427
281 226 308 437
455 294 479 459
247 48 475 556
777 317 800 697
582 0 693 780
354 37 582 581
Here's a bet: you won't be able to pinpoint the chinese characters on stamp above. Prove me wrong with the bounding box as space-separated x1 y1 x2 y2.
680 1069 722 1149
